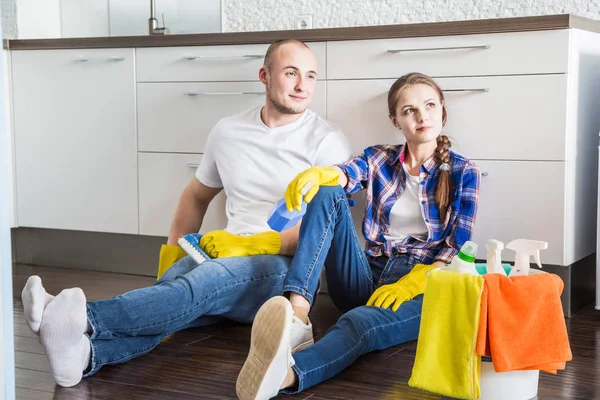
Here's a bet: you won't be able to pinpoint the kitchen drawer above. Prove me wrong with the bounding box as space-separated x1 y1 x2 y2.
138 153 227 237
471 160 565 265
136 42 327 82
138 81 327 153
327 74 567 160
327 30 569 79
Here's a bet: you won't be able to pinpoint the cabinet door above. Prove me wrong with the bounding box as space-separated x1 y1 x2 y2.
138 153 227 237
138 81 327 153
471 160 565 265
12 49 138 234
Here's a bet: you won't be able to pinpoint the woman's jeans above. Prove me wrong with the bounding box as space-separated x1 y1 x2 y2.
84 254 291 376
282 186 424 393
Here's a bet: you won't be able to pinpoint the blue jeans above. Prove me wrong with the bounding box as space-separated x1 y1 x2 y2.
282 186 424 393
84 254 291 376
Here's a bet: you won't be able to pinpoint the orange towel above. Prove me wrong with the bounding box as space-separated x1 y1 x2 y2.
476 273 572 374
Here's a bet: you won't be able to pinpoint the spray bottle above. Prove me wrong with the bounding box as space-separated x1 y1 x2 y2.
449 241 479 275
267 182 313 232
485 239 506 275
506 239 548 276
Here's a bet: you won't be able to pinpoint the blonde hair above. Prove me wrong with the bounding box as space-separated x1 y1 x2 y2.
388 72 453 220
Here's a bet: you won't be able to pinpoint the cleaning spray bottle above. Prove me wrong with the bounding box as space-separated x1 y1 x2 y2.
449 241 479 275
485 239 506 275
506 239 548 276
267 182 313 232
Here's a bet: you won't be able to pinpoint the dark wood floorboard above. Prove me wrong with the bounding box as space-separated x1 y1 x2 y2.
11 263 600 399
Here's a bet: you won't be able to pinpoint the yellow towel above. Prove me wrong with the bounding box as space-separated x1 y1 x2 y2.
409 270 484 400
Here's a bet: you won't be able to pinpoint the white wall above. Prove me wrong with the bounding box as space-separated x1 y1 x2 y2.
61 0 108 38
222 0 600 32
4 0 600 38
1 0 221 38
16 0 61 38
108 0 221 36
1 0 16 39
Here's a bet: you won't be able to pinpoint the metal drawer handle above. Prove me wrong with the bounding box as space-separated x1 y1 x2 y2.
481 172 489 177
185 91 265 96
75 57 125 62
184 54 264 60
443 88 489 92
186 163 200 169
387 45 490 54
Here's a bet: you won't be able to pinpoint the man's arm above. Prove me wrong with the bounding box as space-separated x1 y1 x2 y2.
279 222 300 256
167 178 222 245
334 166 348 188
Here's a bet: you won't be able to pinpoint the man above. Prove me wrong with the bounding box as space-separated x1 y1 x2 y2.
20 39 353 387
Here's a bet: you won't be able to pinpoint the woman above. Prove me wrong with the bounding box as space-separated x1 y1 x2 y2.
234 72 481 400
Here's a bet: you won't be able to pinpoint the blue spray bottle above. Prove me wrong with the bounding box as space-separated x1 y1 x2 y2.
267 182 312 232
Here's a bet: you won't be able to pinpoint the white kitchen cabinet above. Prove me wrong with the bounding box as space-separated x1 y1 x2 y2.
11 49 138 234
471 160 566 265
327 28 600 271
8 25 600 278
138 153 227 237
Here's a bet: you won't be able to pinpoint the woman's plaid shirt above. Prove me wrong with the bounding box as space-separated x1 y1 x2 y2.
337 144 481 265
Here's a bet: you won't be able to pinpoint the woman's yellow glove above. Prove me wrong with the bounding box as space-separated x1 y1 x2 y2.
157 244 188 280
366 264 438 311
284 166 340 212
200 230 281 258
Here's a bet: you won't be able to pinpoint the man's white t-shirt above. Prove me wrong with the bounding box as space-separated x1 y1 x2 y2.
196 106 353 235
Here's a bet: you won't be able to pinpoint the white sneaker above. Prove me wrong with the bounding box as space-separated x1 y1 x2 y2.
290 315 313 353
236 296 295 400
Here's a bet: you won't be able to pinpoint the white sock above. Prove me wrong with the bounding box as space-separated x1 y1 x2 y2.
21 276 55 335
39 288 91 387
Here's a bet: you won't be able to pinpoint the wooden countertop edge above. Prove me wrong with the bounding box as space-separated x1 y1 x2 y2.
4 14 599 50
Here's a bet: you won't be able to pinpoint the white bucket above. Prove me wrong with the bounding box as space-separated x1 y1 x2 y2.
478 268 544 400
479 360 539 400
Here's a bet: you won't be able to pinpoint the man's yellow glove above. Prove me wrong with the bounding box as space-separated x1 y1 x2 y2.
157 244 188 280
366 264 438 311
285 166 340 212
200 230 281 258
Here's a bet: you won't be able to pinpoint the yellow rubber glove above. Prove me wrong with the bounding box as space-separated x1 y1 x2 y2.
367 264 438 311
200 230 281 258
284 166 340 212
157 244 188 280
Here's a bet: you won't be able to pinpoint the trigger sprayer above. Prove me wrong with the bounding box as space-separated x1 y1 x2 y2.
506 239 548 276
485 239 505 275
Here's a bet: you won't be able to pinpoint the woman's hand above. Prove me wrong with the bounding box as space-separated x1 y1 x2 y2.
284 166 341 212
367 264 437 311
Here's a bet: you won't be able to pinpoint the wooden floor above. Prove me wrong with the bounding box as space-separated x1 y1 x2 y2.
11 263 600 400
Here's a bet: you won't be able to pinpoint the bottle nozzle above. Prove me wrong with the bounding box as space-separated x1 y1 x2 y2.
506 239 548 276
485 239 504 251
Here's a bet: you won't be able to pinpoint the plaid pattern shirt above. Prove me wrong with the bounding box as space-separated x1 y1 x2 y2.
337 144 480 264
